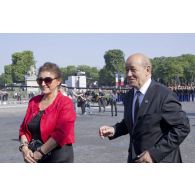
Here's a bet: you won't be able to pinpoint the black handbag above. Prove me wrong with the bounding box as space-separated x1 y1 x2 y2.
28 139 43 152
28 139 51 160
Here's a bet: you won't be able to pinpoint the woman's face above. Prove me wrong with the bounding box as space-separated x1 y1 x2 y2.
37 71 60 95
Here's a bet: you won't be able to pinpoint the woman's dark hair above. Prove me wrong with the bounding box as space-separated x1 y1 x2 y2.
38 62 62 80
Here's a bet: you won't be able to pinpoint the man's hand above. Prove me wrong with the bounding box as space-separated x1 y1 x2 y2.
135 150 153 163
99 126 115 139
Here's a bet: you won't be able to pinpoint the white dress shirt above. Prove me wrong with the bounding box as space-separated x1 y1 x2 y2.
132 78 151 123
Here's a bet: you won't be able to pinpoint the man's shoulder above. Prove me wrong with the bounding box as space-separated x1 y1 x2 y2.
149 80 178 101
150 80 170 93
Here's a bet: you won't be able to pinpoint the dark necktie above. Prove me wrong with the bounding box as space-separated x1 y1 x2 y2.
134 91 141 123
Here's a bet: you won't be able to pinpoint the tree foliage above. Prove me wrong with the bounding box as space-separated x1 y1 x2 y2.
0 73 6 86
98 66 115 86
78 65 99 84
101 49 125 86
4 65 13 84
104 49 125 73
151 54 195 85
11 51 36 83
60 65 99 86
2 49 195 87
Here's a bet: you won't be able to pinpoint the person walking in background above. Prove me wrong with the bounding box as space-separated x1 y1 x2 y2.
69 87 79 112
19 62 76 163
98 88 106 112
109 89 117 116
77 90 87 115
99 53 190 163
84 91 92 114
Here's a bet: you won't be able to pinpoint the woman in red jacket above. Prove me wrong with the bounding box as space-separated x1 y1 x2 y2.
19 62 76 163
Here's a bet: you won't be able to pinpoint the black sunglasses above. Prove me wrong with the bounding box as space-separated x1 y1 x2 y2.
36 77 58 85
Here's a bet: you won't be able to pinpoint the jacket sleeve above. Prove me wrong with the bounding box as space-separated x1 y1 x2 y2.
148 93 190 162
109 119 129 140
51 98 76 146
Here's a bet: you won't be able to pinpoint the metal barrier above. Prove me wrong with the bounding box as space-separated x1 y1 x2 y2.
0 99 29 106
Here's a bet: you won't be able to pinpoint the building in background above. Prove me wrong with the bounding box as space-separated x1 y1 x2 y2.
65 71 86 88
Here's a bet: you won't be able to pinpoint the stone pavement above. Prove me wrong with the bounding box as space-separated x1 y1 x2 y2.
0 102 194 163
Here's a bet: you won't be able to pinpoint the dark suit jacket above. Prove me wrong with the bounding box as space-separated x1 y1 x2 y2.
110 80 190 163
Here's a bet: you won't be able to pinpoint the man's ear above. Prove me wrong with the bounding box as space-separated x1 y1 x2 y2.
146 66 151 75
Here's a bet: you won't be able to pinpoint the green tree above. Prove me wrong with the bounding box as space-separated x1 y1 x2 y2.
90 67 99 82
179 54 195 83
101 49 125 86
4 64 13 85
60 67 67 83
60 66 77 84
66 65 77 77
151 55 193 85
98 66 115 86
60 65 99 86
104 49 125 73
0 73 6 86
78 65 99 85
11 50 36 83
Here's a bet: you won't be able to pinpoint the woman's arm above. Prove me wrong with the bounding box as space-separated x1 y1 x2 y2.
20 135 36 163
33 137 58 161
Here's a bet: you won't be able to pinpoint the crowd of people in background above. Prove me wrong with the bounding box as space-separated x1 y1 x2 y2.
64 84 195 116
0 90 8 101
1 83 195 111
63 88 126 116
169 84 195 102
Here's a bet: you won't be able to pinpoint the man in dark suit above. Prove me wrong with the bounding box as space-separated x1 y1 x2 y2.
99 53 190 163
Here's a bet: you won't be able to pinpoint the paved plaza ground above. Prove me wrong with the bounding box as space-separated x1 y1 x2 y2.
0 101 195 163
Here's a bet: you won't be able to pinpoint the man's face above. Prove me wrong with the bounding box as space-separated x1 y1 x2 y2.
125 56 150 89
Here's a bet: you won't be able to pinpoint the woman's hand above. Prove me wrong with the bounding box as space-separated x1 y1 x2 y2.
22 146 37 163
33 150 43 162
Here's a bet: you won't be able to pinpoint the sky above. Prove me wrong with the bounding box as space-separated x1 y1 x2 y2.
1 33 195 74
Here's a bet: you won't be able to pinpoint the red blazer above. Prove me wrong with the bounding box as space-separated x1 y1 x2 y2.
19 91 76 146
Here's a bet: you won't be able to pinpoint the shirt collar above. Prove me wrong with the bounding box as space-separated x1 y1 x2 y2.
134 78 151 95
